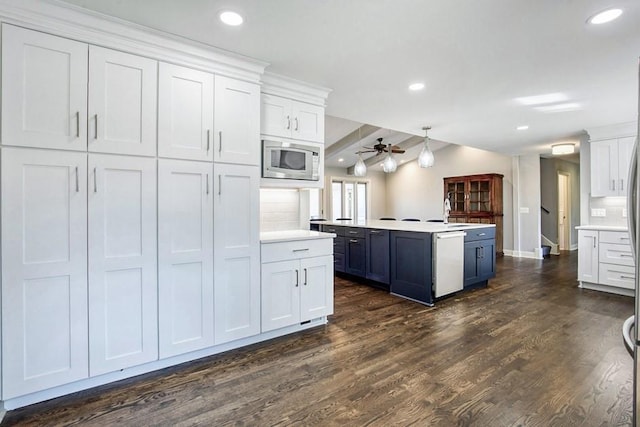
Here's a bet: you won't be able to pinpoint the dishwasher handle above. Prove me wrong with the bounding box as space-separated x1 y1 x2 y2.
436 231 467 239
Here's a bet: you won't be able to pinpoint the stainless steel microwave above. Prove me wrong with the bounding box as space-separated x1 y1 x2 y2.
262 139 320 181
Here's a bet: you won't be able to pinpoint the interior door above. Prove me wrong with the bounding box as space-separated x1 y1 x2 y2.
558 172 569 250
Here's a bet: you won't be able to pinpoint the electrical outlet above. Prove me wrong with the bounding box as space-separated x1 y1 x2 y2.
591 208 606 217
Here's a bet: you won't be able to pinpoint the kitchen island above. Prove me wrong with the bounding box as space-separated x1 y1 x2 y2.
320 219 496 305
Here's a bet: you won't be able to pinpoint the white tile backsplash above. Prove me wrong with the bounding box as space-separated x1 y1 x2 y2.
589 197 628 227
260 188 301 232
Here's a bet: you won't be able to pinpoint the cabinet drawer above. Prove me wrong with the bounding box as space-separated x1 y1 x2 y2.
464 227 495 242
599 263 635 289
333 236 345 254
322 225 345 236
261 238 332 263
345 227 365 238
599 231 631 245
599 242 634 266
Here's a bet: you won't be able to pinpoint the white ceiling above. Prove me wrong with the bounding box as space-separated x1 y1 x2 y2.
56 0 640 164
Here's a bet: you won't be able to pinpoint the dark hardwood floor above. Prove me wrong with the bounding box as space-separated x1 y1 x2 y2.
3 252 634 426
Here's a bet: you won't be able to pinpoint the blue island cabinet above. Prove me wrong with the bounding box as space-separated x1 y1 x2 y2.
463 227 496 288
389 231 433 305
365 228 390 285
345 227 366 276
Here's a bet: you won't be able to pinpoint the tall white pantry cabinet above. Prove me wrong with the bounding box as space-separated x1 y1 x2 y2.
0 11 281 407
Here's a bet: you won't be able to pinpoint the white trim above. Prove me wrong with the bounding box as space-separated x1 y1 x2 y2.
541 234 560 255
2 317 327 410
262 72 331 106
570 243 578 251
503 249 543 259
578 281 634 297
586 121 637 141
0 0 267 83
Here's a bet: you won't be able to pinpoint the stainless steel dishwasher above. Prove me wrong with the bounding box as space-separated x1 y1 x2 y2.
432 231 466 298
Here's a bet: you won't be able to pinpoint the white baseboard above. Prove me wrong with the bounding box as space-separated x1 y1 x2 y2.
570 243 578 251
503 249 543 259
579 281 635 297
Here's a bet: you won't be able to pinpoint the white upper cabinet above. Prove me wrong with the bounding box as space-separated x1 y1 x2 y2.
88 154 158 376
88 46 158 156
261 94 324 143
213 164 261 344
158 159 214 358
590 136 635 197
214 75 260 165
158 63 214 161
2 148 88 399
2 24 88 150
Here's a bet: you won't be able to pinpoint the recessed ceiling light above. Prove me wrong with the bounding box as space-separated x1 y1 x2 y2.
516 125 529 131
515 93 568 106
534 103 582 113
338 158 344 162
219 11 244 26
588 8 623 25
409 82 425 91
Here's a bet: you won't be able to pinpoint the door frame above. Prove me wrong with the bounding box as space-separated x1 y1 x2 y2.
557 171 570 251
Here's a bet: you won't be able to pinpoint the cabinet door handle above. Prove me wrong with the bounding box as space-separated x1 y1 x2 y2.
294 117 299 131
94 114 98 140
349 239 359 243
207 129 211 153
592 236 596 248
476 247 481 259
478 233 486 236
620 275 635 280
93 167 97 193
293 248 309 252
620 254 633 258
219 131 222 153
348 231 358 234
75 166 79 193
218 174 221 195
286 115 291 130
206 173 209 195
304 268 308 285
370 230 381 234
295 269 299 287
612 179 616 191
620 179 624 191
75 111 80 138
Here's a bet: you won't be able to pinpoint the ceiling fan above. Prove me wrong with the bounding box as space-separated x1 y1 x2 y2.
357 137 405 155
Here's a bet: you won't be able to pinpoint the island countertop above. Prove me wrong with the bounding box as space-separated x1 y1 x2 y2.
320 219 496 233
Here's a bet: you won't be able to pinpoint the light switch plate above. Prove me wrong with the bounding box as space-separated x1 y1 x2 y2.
591 208 606 217
519 207 529 214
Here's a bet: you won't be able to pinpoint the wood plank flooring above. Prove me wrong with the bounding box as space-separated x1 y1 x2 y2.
2 252 634 426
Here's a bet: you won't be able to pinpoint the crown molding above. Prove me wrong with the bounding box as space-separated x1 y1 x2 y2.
262 72 332 106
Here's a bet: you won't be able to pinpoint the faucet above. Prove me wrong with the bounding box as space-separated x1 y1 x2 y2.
443 193 451 224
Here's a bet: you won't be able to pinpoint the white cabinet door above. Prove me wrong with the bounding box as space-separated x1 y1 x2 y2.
213 164 260 344
291 100 325 143
158 159 214 358
2 148 88 399
88 154 158 376
158 63 214 161
578 230 599 283
300 255 334 321
88 46 158 156
214 76 260 165
590 140 617 197
261 94 292 138
2 24 87 150
617 136 635 194
261 260 301 332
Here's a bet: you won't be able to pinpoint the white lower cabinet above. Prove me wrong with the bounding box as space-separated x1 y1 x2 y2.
261 239 334 333
88 154 158 376
1 148 89 399
158 159 214 358
213 164 261 344
578 230 598 283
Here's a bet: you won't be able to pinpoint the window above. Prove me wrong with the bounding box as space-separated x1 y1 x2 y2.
329 178 368 220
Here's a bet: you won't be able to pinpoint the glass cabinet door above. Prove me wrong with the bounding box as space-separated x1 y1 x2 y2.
446 180 466 213
468 179 491 212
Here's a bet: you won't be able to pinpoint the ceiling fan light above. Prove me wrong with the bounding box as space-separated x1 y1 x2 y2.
551 143 575 155
354 154 367 177
382 152 397 173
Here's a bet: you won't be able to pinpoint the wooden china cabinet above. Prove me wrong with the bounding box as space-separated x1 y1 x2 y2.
444 173 504 256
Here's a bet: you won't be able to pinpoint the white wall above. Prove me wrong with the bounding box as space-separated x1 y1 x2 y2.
540 157 580 249
385 145 514 251
512 154 542 258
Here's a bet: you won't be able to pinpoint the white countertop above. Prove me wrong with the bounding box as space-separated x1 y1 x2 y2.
575 225 628 231
322 219 495 233
260 229 336 243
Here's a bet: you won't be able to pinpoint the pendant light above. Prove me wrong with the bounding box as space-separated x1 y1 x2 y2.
418 126 435 168
354 127 367 177
382 144 397 173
